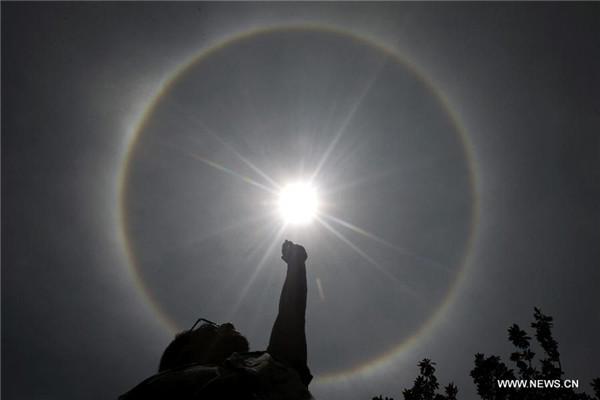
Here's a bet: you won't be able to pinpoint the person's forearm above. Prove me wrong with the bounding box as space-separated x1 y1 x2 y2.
277 259 307 321
267 245 308 370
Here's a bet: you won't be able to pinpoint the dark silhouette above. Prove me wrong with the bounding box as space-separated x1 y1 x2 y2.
373 308 599 400
402 359 457 400
470 307 599 400
119 240 313 400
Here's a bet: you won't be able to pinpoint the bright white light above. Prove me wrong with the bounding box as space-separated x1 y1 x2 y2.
278 183 318 224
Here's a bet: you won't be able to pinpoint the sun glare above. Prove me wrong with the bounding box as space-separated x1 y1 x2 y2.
278 182 318 225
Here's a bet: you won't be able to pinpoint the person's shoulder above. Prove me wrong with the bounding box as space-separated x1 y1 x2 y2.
234 350 267 360
224 351 314 399
118 363 218 400
225 351 296 376
265 352 313 387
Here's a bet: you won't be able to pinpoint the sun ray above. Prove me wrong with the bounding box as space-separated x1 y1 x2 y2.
166 99 282 191
315 216 395 281
316 277 325 301
310 58 387 184
163 141 278 195
226 223 288 321
154 213 272 258
243 221 289 333
321 213 452 273
250 263 279 335
315 215 425 305
245 221 285 262
204 125 283 191
321 166 403 197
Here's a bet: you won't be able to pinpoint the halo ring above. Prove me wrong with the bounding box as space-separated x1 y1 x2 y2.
117 24 479 383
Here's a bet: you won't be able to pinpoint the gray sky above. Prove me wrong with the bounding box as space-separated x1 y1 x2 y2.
2 3 599 400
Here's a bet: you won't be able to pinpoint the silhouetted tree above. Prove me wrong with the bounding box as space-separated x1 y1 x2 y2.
470 354 515 400
372 308 598 400
470 307 596 400
592 378 600 399
471 307 600 400
402 359 458 400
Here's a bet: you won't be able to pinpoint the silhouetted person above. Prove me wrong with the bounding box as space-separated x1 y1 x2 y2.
119 240 313 400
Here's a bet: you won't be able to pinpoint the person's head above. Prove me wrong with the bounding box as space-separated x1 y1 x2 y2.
158 319 249 372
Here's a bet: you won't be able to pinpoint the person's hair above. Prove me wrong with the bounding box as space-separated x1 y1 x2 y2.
158 324 217 372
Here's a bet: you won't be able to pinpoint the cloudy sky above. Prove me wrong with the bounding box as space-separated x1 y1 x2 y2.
2 2 599 400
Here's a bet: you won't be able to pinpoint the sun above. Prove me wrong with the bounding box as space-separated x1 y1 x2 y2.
278 182 318 225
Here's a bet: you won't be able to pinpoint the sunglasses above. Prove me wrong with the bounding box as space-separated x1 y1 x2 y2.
188 318 220 332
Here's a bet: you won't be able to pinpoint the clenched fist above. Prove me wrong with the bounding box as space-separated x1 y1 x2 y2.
281 240 308 264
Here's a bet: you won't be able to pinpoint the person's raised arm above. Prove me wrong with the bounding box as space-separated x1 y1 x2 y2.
267 240 311 385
